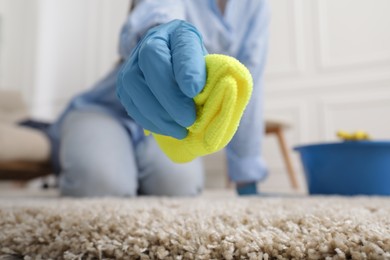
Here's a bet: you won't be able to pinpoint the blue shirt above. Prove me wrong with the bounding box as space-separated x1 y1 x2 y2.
48 0 270 183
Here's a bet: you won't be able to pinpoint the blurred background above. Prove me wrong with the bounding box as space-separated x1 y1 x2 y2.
0 0 390 194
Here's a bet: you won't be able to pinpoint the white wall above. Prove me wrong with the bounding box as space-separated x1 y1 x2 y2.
261 0 390 193
32 0 129 119
0 0 37 102
1 0 390 192
0 0 129 119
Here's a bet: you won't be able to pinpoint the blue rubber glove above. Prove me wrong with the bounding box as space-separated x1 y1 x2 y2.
117 20 207 139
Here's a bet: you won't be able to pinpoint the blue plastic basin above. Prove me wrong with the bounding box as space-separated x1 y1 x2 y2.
294 141 390 196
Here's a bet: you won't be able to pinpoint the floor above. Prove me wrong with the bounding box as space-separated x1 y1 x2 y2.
1 193 389 259
0 168 307 198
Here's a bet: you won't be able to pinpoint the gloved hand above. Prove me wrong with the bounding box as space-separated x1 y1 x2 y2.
117 20 208 139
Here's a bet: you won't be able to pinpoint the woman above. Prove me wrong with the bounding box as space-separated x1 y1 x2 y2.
48 0 270 197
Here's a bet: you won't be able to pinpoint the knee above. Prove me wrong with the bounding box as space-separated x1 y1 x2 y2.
140 159 205 197
162 172 204 196
59 160 137 197
58 111 138 197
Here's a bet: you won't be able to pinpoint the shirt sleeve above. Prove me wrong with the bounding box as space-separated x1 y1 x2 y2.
226 0 271 183
119 0 186 59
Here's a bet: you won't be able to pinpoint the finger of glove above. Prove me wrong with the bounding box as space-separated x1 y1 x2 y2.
117 87 163 135
171 22 207 98
117 66 163 135
118 62 188 139
138 37 196 128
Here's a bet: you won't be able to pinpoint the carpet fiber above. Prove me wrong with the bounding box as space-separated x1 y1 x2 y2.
0 196 390 259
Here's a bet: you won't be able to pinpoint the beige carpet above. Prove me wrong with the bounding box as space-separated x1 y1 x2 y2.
0 196 390 260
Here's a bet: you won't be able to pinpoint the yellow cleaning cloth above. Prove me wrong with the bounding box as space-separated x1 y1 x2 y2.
148 54 253 163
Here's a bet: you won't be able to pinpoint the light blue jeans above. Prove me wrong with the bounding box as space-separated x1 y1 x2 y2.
58 111 204 197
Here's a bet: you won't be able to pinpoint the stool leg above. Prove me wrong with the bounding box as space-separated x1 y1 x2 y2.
275 128 299 189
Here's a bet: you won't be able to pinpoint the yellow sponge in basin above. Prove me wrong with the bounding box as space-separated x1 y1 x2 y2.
147 54 253 163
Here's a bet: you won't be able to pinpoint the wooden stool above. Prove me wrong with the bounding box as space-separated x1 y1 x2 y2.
226 120 299 189
265 120 299 189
